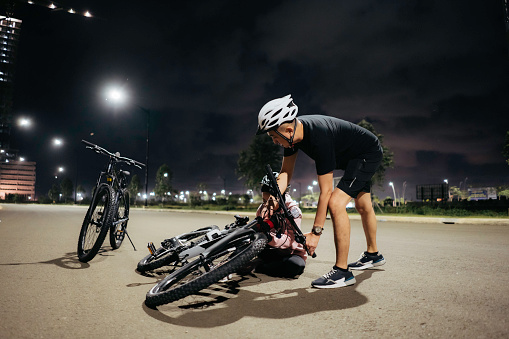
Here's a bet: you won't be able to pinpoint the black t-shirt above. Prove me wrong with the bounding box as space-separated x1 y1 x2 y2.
284 115 382 175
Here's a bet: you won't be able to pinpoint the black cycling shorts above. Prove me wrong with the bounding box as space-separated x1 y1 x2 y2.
337 157 382 199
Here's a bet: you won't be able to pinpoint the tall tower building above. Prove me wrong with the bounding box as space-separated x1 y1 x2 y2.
0 14 36 201
0 15 22 155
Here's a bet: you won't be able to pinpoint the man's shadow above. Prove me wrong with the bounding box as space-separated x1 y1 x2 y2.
142 269 383 327
0 249 115 270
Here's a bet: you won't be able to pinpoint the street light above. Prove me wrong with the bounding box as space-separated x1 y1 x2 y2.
18 117 31 128
53 138 63 147
105 86 150 207
389 182 397 207
402 181 407 205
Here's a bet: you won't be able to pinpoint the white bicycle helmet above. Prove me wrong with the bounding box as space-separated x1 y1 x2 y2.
256 94 298 135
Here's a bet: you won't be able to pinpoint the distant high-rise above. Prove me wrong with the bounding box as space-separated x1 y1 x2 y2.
0 15 35 201
0 15 22 153
0 159 36 200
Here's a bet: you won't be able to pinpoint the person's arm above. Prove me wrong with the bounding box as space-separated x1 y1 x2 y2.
277 152 298 193
313 171 334 228
304 171 334 255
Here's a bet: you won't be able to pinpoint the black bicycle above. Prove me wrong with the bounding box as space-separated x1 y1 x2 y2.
144 164 314 307
77 140 145 263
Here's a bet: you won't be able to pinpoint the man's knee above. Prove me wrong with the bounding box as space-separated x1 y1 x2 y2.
328 190 351 216
355 201 373 216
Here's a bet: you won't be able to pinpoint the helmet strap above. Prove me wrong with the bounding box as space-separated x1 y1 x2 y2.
274 119 297 150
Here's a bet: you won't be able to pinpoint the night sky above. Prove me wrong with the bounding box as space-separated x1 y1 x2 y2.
6 0 509 201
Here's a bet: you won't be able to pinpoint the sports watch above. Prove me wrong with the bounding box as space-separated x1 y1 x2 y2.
311 225 323 236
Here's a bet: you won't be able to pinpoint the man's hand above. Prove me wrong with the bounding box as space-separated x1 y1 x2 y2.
304 232 320 256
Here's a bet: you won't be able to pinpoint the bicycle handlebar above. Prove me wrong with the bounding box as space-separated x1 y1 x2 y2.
81 140 146 168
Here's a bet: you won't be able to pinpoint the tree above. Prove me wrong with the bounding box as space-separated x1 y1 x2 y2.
503 131 509 165
237 134 282 190
48 184 61 203
154 164 174 201
357 119 394 188
60 178 74 203
128 174 142 205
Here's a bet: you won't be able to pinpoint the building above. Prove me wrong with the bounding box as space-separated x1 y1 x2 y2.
0 160 36 200
0 15 22 151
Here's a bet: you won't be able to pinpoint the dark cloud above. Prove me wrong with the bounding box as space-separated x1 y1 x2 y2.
7 0 509 199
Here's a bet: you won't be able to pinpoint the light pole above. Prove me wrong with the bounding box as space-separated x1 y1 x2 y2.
389 182 397 207
444 179 450 202
105 87 150 207
402 181 407 205
138 105 150 207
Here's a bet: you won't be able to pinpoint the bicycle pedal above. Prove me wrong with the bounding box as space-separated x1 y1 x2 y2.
147 242 157 255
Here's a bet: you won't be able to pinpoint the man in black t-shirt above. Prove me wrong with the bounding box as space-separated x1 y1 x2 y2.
256 95 386 289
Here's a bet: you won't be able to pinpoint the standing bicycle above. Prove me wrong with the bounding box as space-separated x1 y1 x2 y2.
77 140 145 263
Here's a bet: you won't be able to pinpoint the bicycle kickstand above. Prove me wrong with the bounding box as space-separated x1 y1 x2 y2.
125 230 137 251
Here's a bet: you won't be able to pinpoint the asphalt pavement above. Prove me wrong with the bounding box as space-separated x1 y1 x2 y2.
0 204 508 338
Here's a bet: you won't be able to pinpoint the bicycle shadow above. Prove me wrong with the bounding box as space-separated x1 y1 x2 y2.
142 269 383 327
0 251 98 270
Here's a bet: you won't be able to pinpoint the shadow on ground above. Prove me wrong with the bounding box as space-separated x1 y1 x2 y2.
142 269 383 327
0 249 117 270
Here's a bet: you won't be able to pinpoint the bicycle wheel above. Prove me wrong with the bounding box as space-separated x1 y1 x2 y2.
110 191 129 249
145 232 267 307
77 184 115 263
137 226 219 272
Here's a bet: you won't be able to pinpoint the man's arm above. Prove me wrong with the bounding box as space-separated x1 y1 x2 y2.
277 152 298 193
313 172 334 228
304 171 333 255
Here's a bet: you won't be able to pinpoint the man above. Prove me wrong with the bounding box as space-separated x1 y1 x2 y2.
256 94 386 288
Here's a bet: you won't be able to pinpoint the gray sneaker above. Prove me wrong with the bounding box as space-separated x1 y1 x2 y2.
348 252 386 270
311 267 356 289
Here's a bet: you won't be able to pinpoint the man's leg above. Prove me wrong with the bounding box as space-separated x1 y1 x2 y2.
350 191 386 270
355 192 378 253
311 188 356 288
328 188 354 269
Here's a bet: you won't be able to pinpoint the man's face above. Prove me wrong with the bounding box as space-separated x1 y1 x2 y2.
267 126 291 148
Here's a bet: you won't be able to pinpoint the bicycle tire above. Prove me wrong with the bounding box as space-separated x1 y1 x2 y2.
77 184 115 263
145 232 267 307
137 249 179 272
137 226 218 272
110 191 129 249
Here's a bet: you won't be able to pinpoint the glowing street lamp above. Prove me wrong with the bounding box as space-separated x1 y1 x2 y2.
389 182 397 207
18 118 31 127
